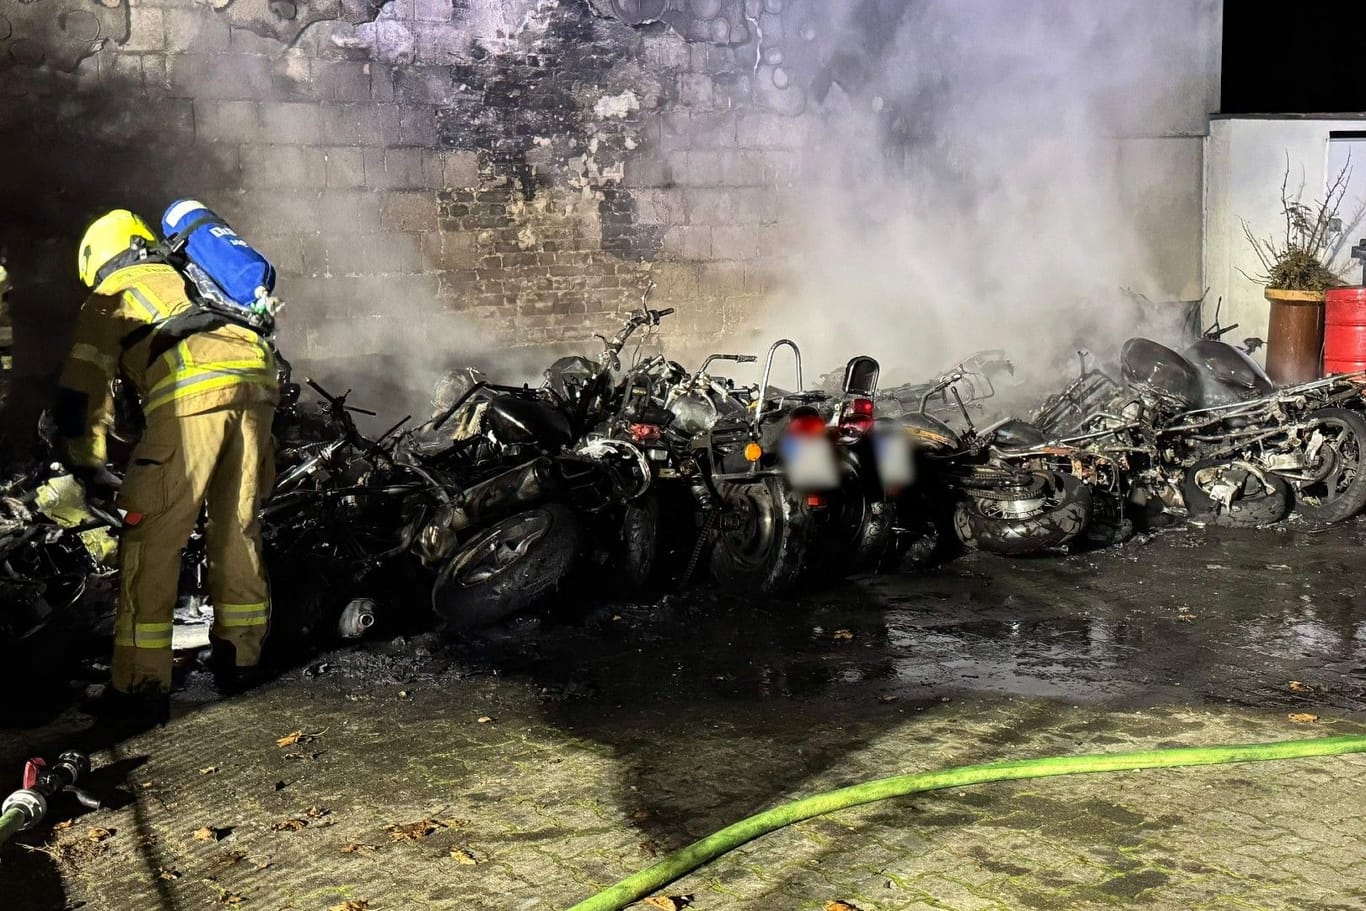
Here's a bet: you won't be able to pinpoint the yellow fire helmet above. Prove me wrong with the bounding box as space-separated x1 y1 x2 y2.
77 209 157 288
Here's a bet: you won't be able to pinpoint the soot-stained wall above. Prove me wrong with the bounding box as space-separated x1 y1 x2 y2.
0 0 1222 428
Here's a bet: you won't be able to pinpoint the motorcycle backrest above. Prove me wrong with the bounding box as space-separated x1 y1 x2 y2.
841 355 880 397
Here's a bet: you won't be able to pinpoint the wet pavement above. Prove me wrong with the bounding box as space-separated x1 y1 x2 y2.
4 518 1366 910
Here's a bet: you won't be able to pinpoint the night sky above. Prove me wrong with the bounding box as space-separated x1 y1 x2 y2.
1222 6 1366 114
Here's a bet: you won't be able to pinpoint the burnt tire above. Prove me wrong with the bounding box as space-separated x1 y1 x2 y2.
1080 491 1136 548
953 471 1093 555
1183 458 1290 527
1288 407 1366 524
433 504 581 628
710 476 814 596
814 464 897 579
618 494 662 595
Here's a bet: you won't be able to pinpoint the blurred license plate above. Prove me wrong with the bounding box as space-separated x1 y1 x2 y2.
874 429 913 489
780 435 839 490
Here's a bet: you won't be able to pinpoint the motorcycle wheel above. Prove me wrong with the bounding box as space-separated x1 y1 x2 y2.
1182 458 1290 527
814 466 896 579
432 504 581 628
618 493 661 595
1079 490 1136 548
953 471 1093 555
1289 407 1366 524
710 476 814 596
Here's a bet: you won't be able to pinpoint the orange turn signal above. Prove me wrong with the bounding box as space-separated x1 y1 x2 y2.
743 442 763 462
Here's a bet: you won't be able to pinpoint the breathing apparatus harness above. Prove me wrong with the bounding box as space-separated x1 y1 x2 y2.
112 226 281 365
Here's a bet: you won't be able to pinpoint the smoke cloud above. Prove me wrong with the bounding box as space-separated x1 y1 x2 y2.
727 0 1217 401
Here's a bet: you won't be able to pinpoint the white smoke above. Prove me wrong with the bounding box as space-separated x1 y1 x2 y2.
730 0 1218 397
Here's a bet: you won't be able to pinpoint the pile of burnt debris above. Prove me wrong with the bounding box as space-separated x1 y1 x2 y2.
4 294 1365 680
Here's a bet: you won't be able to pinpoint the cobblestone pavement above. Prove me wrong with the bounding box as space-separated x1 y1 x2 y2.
5 519 1366 911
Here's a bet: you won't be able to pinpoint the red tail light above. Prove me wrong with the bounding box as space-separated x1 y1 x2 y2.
839 397 875 437
787 412 828 436
629 423 662 443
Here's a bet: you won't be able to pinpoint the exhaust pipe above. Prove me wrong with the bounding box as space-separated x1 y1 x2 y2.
418 458 556 563
449 457 554 531
337 598 377 639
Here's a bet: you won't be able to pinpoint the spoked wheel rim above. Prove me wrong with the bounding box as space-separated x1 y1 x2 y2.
719 486 779 570
972 487 1063 521
448 512 551 587
1299 417 1362 507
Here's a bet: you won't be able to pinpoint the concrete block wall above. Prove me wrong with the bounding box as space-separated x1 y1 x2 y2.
0 0 834 404
0 0 1223 427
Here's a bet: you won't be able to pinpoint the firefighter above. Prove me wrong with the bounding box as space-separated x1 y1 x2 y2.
58 209 279 729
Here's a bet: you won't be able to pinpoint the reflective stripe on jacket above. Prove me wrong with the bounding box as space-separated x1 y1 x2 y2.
57 262 278 466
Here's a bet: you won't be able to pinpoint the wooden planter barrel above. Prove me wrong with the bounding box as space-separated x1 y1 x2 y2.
1264 288 1325 384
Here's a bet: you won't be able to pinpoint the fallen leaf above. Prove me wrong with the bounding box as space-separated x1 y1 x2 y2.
832 629 854 640
157 867 181 881
824 903 863 911
275 728 326 748
1289 712 1320 723
218 890 244 905
1177 612 1197 622
630 808 650 822
639 838 662 857
201 850 247 878
878 694 898 704
306 806 331 819
86 827 113 843
385 819 446 841
643 897 692 910
476 716 494 724
199 766 219 775
328 902 369 911
450 847 478 865
53 819 75 831
271 818 307 832
340 842 379 855
1289 680 1310 693
193 826 230 842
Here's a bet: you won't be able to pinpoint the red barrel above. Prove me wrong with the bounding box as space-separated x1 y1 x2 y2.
1324 287 1366 376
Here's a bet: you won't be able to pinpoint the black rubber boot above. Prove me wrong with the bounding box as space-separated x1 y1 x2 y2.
81 685 170 737
207 638 270 695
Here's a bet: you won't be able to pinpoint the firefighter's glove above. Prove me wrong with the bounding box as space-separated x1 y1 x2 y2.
72 464 122 505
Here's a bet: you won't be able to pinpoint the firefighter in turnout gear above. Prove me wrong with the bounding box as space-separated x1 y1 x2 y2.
58 209 279 726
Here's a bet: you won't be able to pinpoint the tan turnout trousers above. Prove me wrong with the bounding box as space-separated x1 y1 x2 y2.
112 404 275 693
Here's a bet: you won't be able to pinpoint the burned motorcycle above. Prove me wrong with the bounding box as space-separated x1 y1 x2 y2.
0 465 118 681
593 348 757 592
1099 335 1366 526
690 339 876 593
417 306 664 625
893 362 1093 557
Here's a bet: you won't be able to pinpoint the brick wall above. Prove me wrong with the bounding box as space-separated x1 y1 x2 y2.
0 0 1222 428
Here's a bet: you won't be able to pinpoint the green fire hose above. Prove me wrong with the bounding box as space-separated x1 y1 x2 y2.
565 734 1366 911
0 806 25 846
